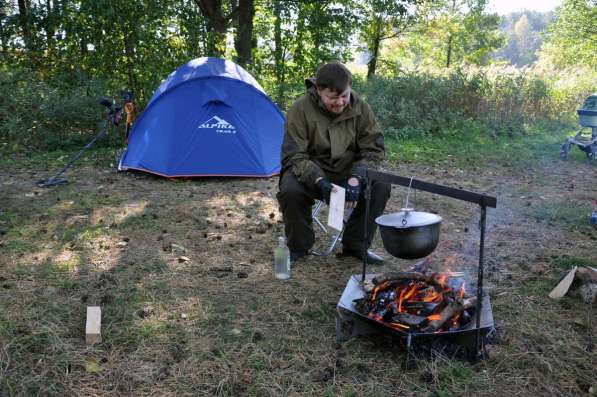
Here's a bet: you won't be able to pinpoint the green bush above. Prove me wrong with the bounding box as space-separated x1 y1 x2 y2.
0 67 117 151
354 65 594 139
1 62 593 152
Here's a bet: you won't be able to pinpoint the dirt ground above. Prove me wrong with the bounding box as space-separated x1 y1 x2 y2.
0 151 595 396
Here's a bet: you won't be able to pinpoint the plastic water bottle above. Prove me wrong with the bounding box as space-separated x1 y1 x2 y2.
591 200 597 227
274 237 291 280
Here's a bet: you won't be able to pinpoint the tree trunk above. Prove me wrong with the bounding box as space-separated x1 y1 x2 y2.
294 7 305 73
312 2 324 66
446 0 456 68
0 8 6 54
273 0 285 106
234 0 253 67
45 0 55 50
194 0 234 57
446 34 452 68
17 0 33 50
367 17 383 79
122 24 138 97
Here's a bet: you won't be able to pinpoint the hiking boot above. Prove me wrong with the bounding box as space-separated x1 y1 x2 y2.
290 250 308 263
337 247 384 265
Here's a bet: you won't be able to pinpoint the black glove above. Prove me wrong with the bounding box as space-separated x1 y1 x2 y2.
316 178 333 204
344 180 361 203
352 165 367 180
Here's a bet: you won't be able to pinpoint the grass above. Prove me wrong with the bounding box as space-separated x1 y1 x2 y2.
386 122 581 168
556 256 597 269
0 145 122 170
522 200 595 232
0 124 595 396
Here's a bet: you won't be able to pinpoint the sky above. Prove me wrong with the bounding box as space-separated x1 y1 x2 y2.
487 0 563 15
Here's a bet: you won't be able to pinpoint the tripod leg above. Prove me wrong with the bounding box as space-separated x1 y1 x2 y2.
38 121 110 187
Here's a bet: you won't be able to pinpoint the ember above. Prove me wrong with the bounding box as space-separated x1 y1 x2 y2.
355 271 477 333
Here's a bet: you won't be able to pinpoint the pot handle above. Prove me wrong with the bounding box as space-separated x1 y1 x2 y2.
400 207 412 226
404 176 415 210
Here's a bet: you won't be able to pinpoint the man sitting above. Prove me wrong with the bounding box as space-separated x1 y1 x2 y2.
277 61 391 264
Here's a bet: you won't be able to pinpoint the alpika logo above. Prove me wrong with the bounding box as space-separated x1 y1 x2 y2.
198 116 237 134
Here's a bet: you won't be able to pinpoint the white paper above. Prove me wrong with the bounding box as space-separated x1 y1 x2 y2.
328 184 345 231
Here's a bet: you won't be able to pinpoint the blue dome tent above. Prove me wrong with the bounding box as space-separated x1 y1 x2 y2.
119 57 284 177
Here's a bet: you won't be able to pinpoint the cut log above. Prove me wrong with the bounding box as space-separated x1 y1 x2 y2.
548 267 577 299
85 306 102 345
576 267 597 283
424 297 477 332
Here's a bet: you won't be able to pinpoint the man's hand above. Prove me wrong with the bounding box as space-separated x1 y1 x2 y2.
344 177 361 209
315 177 333 204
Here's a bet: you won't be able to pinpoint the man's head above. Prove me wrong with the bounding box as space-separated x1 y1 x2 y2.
315 62 352 114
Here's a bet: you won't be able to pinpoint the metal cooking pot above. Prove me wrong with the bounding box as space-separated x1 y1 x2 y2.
375 209 442 259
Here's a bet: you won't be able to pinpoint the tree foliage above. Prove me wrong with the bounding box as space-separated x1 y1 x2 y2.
357 0 420 78
377 0 504 72
539 0 597 69
492 10 553 67
0 0 594 153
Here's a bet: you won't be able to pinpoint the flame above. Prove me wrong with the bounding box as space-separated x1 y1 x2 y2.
403 283 418 300
362 262 472 333
458 282 466 298
422 289 442 303
371 281 389 301
388 323 409 330
397 286 407 312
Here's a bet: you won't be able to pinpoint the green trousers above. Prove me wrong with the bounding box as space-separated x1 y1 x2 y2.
277 171 391 253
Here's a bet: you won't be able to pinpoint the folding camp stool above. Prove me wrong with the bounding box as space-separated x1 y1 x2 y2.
310 200 353 256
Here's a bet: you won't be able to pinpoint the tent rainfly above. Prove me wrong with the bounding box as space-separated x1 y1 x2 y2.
119 57 285 177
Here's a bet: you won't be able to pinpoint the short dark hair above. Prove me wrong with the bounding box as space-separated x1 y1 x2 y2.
315 62 352 93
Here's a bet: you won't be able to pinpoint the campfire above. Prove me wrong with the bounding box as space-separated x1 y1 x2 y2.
335 169 497 358
355 270 477 334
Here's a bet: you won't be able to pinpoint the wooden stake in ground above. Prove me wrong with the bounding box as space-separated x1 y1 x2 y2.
86 306 102 345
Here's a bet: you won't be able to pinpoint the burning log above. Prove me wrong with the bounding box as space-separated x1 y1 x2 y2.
357 269 475 334
424 297 477 332
393 313 427 327
372 272 458 293
372 272 427 285
403 301 439 314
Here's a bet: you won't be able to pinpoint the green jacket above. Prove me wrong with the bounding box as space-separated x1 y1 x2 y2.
280 79 385 187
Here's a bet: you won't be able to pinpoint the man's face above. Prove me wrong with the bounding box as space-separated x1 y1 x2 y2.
317 86 351 114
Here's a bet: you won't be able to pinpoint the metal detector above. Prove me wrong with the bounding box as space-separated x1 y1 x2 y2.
37 98 123 188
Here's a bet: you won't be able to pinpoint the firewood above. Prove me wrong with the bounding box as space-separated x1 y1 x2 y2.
372 272 427 285
85 306 102 345
393 313 427 327
372 272 449 291
548 267 577 299
403 301 439 314
424 297 477 332
576 267 597 283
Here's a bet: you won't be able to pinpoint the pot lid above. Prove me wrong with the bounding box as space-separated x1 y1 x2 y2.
376 210 442 228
